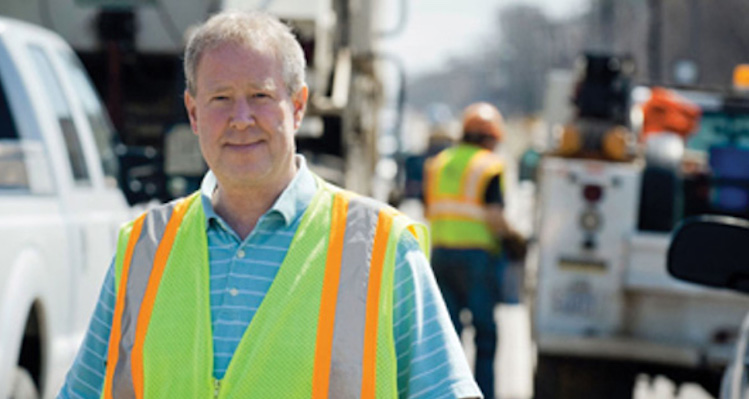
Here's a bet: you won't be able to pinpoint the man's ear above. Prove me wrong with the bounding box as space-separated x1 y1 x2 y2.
184 90 198 135
292 85 309 130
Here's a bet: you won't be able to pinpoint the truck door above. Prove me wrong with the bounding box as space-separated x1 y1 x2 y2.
24 43 119 334
56 49 125 330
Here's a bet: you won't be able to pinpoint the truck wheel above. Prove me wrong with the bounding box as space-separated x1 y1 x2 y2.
533 355 634 399
9 367 39 399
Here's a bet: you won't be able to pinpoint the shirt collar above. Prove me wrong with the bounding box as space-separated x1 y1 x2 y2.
200 154 318 231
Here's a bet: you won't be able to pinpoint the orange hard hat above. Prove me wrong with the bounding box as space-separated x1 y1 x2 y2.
462 102 504 141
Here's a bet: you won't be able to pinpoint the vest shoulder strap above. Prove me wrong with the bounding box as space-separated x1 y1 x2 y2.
326 181 429 255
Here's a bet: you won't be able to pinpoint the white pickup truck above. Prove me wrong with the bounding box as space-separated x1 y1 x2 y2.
0 17 131 398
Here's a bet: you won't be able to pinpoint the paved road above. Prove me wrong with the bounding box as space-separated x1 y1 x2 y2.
461 304 535 399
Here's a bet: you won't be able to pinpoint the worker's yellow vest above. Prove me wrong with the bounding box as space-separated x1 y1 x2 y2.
424 144 503 252
101 177 429 399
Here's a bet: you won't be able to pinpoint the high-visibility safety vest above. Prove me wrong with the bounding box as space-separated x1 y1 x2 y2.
424 143 503 252
102 177 429 399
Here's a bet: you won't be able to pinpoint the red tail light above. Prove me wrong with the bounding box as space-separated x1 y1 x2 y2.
583 184 604 202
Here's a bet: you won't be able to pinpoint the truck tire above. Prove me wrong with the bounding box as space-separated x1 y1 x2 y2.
533 355 634 399
9 366 39 399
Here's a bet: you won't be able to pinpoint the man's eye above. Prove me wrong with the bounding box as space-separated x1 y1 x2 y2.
253 92 270 99
212 95 230 102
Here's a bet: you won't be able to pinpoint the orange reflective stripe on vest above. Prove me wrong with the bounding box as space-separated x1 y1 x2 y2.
311 192 348 398
104 212 144 399
362 206 394 399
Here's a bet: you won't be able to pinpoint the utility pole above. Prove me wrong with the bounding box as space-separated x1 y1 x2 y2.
589 0 615 52
600 0 614 51
647 0 663 83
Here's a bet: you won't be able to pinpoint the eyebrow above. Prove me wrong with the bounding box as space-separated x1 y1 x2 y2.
203 79 278 94
246 79 278 91
205 85 232 94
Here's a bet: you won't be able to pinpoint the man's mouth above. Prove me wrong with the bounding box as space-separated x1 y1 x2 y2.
226 140 263 151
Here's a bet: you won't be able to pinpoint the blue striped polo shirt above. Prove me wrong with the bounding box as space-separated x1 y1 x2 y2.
58 155 481 399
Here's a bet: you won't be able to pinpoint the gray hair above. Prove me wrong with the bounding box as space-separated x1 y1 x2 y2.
183 11 306 96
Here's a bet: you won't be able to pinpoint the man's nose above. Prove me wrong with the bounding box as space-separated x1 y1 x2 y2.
230 98 255 130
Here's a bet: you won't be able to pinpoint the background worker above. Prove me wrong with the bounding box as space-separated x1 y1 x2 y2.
58 11 482 398
424 102 525 399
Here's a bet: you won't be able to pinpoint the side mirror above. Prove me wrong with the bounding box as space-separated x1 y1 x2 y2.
667 215 749 293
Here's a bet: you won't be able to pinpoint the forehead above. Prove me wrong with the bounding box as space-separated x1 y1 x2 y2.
195 42 282 89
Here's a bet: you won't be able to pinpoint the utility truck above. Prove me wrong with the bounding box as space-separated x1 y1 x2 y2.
0 17 131 398
529 54 749 398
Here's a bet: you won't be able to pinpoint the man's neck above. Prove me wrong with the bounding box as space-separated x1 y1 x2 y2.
211 167 297 240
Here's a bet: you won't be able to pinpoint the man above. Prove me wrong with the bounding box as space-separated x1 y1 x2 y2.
424 102 521 399
59 11 481 399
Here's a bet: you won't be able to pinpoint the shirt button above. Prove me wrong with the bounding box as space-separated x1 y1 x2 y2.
229 288 239 297
236 249 245 258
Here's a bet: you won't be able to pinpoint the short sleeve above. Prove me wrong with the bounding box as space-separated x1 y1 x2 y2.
392 233 483 399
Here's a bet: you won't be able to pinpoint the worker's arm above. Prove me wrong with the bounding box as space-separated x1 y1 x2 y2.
485 173 527 260
486 203 513 238
484 173 515 238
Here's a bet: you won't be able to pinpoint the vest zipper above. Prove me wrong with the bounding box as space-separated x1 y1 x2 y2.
213 378 221 399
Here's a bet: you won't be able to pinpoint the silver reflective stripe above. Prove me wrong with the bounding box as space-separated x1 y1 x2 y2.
112 203 175 399
328 195 381 398
464 152 499 201
426 199 486 221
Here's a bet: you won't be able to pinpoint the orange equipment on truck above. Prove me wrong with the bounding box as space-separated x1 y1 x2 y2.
640 87 701 141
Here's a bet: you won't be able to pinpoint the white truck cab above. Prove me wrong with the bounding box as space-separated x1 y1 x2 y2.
0 17 130 398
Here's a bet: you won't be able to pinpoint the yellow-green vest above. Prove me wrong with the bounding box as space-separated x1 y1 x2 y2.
101 177 429 399
424 144 503 252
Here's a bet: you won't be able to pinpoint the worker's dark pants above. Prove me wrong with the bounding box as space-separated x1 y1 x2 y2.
432 247 500 399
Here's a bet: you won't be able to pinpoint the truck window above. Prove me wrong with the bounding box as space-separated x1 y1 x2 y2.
0 74 18 140
0 72 28 189
28 45 91 185
60 51 120 187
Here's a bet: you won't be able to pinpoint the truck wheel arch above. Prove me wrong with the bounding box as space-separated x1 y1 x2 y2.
1 249 48 397
18 300 45 396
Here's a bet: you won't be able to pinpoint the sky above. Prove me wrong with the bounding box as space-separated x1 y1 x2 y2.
381 0 590 76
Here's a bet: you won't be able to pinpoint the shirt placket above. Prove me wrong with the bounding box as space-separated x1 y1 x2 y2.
225 214 269 321
211 219 242 321
225 244 246 311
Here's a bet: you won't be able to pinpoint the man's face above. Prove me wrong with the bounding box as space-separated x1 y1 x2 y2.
184 42 308 191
